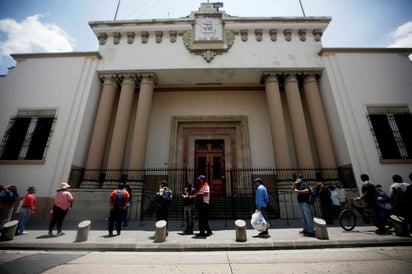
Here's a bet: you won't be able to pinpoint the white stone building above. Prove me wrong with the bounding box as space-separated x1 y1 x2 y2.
0 3 411 222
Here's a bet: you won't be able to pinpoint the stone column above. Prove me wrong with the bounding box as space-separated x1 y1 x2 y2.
85 74 118 173
128 73 156 170
106 74 137 178
263 74 291 169
303 74 337 168
284 74 314 168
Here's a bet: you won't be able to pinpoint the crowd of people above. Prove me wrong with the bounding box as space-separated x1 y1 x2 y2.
1 171 412 239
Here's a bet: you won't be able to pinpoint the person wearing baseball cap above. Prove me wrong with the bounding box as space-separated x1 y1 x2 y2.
195 175 212 237
253 178 270 237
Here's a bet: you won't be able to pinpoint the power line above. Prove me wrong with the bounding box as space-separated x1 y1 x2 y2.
298 0 306 17
114 0 121 21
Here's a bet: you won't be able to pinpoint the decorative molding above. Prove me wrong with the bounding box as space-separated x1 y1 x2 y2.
170 31 177 43
312 29 323 41
240 29 248 41
113 32 121 45
98 33 107 45
141 31 149 43
269 29 277 41
183 30 235 62
255 29 262 42
284 29 292 41
298 29 306 41
155 31 163 43
127 32 135 44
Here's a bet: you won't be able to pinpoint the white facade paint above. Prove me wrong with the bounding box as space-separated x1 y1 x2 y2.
0 5 411 222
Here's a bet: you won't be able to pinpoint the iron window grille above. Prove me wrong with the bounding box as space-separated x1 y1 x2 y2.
0 109 57 161
367 106 412 160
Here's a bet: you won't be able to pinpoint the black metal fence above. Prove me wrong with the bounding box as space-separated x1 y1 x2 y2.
69 166 356 222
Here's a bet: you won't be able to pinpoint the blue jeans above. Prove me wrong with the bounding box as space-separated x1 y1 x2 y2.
298 202 315 233
17 207 31 234
184 204 195 231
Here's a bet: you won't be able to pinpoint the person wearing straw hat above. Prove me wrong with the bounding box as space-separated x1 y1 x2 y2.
48 182 74 237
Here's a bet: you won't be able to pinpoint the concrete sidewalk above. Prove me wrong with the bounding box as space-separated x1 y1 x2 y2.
1 219 412 251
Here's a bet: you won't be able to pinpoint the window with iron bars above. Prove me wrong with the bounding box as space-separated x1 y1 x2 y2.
367 106 412 160
0 109 57 161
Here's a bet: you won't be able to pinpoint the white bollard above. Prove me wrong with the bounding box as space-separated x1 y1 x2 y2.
154 220 167 243
235 219 247 242
313 217 329 240
75 220 91 242
0 220 18 241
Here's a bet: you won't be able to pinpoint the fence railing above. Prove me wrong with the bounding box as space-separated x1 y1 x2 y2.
68 166 356 221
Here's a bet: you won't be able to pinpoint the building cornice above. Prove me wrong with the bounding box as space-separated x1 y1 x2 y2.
11 52 102 60
320 48 412 56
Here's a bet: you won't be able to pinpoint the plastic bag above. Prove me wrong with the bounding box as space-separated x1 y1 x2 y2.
15 200 23 213
251 210 268 232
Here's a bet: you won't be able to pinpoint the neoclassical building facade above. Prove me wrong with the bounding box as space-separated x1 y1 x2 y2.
1 3 411 221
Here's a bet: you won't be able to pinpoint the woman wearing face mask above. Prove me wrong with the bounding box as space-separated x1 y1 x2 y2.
291 174 315 237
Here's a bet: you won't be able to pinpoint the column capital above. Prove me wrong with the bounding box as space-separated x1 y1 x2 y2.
302 73 320 84
138 73 158 87
118 73 138 86
262 72 280 85
100 73 119 87
284 73 298 83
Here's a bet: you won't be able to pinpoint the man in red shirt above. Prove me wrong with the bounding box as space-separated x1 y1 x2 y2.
16 186 36 235
108 183 130 237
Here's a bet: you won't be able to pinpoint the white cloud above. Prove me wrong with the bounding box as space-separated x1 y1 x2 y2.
0 14 74 56
389 21 412 47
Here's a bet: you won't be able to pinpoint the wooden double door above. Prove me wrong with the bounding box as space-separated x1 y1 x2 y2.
194 139 226 196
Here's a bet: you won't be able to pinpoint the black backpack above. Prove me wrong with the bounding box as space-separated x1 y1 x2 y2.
115 189 126 207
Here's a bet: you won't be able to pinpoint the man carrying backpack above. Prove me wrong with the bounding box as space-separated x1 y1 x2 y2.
108 182 130 237
155 180 172 235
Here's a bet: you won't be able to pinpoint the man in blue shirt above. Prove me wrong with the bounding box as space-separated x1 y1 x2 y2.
253 178 269 236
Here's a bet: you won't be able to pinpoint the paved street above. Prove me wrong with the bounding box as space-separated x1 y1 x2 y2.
1 246 412 274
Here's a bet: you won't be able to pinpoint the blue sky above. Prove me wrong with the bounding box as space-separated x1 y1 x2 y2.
0 0 411 75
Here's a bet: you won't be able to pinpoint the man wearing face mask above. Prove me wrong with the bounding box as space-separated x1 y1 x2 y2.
292 173 315 237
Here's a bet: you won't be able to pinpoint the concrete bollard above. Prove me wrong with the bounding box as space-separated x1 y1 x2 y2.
313 217 329 240
154 220 167 243
75 220 91 242
0 220 18 241
390 215 409 237
235 219 247 242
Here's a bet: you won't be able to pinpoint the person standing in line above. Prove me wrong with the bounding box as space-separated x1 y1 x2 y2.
389 174 412 234
253 178 270 237
123 184 132 227
328 185 341 220
335 182 347 210
155 180 172 236
108 182 130 237
181 179 196 235
48 182 74 237
316 181 334 224
355 173 387 235
16 186 36 235
0 184 19 229
292 174 315 237
195 175 212 237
